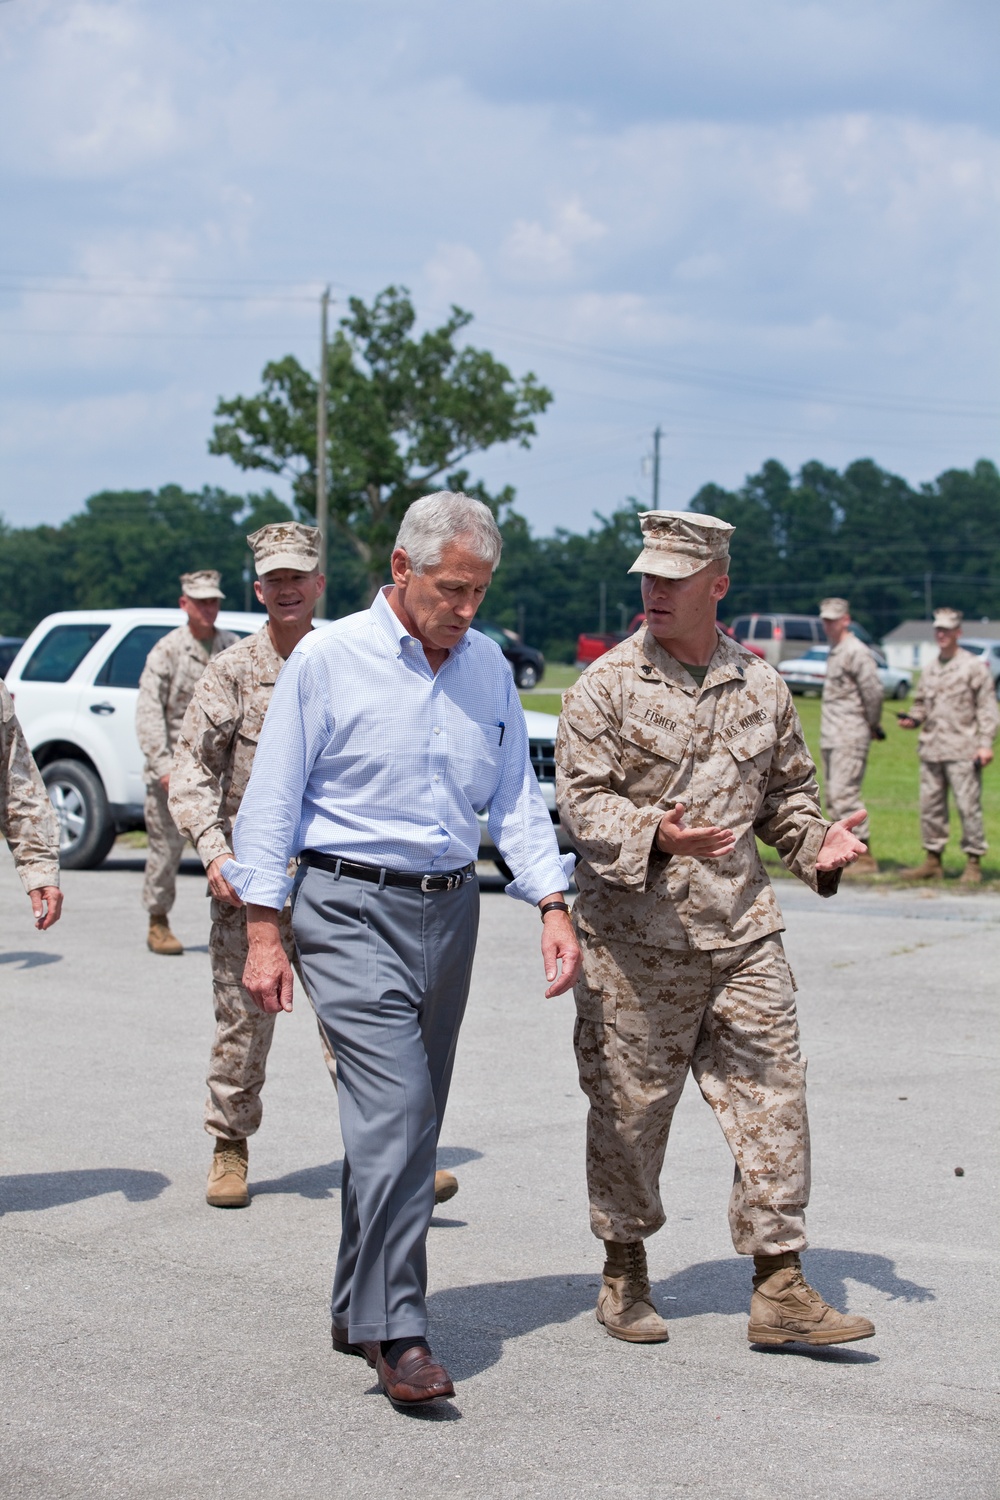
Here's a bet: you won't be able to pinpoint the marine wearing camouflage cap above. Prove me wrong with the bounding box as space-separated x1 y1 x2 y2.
932 607 963 631
819 597 850 620
247 522 320 576
627 510 733 580
180 570 225 600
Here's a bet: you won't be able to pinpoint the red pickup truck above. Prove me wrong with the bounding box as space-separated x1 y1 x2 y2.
576 616 765 669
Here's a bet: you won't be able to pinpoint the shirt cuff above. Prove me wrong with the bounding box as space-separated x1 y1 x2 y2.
222 859 294 910
504 851 576 905
17 861 60 894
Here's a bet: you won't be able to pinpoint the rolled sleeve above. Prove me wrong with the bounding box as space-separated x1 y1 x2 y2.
228 653 329 909
487 681 571 905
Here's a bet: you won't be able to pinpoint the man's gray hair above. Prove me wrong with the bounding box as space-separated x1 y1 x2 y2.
394 491 502 574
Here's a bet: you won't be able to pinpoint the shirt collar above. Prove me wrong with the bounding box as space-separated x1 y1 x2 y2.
370 585 473 661
634 624 746 692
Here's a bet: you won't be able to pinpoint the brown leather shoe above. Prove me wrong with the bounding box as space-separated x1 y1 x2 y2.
375 1344 455 1406
331 1325 378 1367
900 851 944 881
434 1169 459 1204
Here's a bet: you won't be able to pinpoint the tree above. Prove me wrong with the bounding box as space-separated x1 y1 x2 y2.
209 286 553 598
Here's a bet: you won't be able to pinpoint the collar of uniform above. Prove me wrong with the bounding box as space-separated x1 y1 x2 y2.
370 584 472 662
634 624 745 693
182 627 212 659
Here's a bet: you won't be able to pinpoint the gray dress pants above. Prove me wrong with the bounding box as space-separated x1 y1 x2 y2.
291 862 479 1344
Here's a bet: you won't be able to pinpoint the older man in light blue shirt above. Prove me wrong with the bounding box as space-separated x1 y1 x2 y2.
226 491 579 1409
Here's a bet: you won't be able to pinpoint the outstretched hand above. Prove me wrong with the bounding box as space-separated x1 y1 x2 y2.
655 804 736 860
816 809 869 872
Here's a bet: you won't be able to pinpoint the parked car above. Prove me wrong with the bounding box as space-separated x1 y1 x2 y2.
777 643 911 699
0 636 25 678
728 613 843 666
6 608 264 868
477 706 574 877
472 619 545 689
959 638 1000 698
7 607 571 874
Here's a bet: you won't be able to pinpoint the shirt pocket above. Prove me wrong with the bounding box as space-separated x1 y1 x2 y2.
725 720 778 817
620 712 689 802
449 717 504 810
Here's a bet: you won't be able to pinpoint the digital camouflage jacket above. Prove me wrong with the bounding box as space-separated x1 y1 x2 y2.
556 626 837 952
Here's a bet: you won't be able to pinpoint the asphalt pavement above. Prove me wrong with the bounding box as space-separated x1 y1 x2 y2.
1 849 997 1498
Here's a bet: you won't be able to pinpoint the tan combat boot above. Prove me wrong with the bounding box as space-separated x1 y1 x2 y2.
899 851 944 881
596 1240 669 1343
434 1170 458 1204
748 1253 875 1346
206 1138 249 1208
959 855 982 885
147 915 183 955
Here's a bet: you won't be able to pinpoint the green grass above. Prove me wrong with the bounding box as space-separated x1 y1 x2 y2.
520 673 999 885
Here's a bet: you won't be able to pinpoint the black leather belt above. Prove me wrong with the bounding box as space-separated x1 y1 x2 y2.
301 851 476 893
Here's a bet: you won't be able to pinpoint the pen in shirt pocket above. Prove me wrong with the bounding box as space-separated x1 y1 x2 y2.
498 721 506 746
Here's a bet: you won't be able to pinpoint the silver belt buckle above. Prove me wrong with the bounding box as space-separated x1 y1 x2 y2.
420 874 435 892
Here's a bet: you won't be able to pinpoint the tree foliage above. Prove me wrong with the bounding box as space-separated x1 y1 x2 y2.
209 286 552 596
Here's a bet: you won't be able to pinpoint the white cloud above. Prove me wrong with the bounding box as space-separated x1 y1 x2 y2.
501 199 608 281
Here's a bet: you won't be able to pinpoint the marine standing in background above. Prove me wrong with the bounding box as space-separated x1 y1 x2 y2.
136 572 237 956
818 597 884 876
169 526 338 1208
899 607 998 884
557 510 875 1352
0 681 62 930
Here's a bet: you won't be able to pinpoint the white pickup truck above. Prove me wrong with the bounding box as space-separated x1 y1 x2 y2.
7 608 572 874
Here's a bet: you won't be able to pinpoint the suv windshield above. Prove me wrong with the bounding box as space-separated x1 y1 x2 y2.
21 624 110 683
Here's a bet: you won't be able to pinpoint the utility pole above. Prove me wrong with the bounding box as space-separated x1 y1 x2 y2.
924 570 932 620
316 286 330 619
598 580 607 635
652 425 662 508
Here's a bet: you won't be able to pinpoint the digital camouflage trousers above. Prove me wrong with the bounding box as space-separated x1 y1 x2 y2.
206 897 337 1141
574 929 809 1256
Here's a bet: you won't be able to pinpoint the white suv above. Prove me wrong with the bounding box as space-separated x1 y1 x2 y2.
7 608 572 875
7 608 262 868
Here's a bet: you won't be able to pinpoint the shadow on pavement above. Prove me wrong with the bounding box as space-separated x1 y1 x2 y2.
429 1250 931 1379
251 1147 484 1201
0 1168 170 1213
0 950 62 969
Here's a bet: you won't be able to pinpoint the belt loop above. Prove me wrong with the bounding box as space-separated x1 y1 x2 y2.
334 858 342 881
378 867 387 892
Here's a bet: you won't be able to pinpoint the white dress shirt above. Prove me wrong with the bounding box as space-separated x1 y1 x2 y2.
224 588 573 909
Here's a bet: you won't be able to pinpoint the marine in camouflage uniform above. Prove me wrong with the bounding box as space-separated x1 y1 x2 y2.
169 622 336 1137
135 570 237 952
818 597 884 867
556 509 875 1349
0 681 62 926
900 608 998 883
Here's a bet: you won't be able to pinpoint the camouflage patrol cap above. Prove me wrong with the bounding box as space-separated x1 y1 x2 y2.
247 522 321 576
180 570 224 600
627 510 733 580
819 597 850 620
933 607 963 630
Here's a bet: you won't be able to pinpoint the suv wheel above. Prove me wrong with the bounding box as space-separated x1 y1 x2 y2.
515 662 539 689
43 759 117 870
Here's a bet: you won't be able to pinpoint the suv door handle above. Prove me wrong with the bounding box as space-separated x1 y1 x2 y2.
89 702 116 715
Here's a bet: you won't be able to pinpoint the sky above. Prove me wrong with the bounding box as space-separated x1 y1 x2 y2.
0 0 997 536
